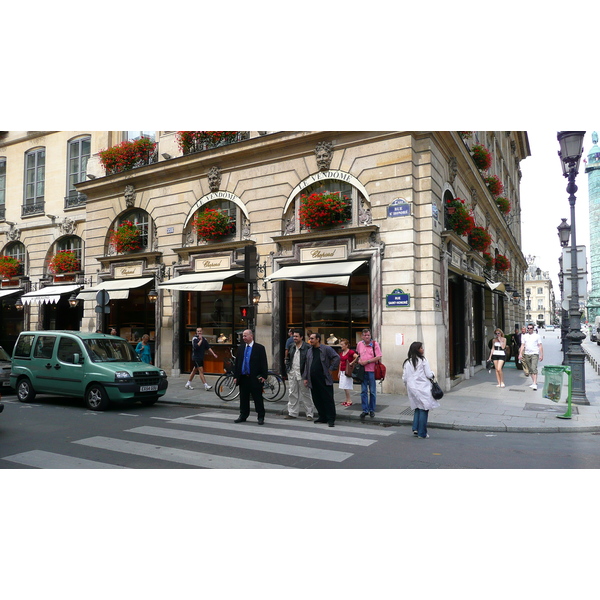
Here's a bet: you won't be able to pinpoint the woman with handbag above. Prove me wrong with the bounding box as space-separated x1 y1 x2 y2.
487 328 507 388
338 338 357 406
402 341 440 439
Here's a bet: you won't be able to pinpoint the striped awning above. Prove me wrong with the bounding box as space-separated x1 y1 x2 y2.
21 284 82 305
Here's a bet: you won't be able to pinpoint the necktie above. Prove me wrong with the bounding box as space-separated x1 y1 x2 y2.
243 345 251 375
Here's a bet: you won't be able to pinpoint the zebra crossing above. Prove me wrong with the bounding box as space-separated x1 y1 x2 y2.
1 410 397 469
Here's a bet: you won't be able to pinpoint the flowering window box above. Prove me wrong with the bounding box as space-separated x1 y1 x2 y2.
468 226 492 252
494 196 511 214
484 175 504 198
109 220 142 254
471 144 492 171
99 138 157 175
0 255 22 280
494 254 511 272
298 192 351 230
445 198 475 237
193 209 236 242
176 131 246 155
48 250 81 275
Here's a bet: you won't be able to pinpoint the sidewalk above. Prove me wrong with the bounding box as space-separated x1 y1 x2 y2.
160 341 600 433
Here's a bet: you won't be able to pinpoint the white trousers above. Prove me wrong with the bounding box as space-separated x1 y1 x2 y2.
287 376 315 417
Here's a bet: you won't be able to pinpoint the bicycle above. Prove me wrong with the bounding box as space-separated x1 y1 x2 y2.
214 349 286 402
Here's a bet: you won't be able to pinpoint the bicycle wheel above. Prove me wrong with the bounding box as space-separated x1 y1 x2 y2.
272 373 286 401
262 372 285 402
215 373 239 401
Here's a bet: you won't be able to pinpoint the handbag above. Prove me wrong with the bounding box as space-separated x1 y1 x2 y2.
352 362 365 383
486 359 494 371
345 361 355 378
430 376 444 400
374 361 386 381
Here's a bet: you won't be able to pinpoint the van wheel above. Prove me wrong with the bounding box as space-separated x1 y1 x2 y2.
85 384 109 411
17 378 36 403
140 396 158 406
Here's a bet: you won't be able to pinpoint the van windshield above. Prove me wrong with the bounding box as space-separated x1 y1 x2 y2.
83 338 140 363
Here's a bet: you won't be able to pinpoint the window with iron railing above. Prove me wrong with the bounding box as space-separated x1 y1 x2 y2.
65 136 90 209
0 158 6 219
23 148 45 216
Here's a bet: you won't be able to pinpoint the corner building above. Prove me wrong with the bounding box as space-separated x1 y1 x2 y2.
4 131 530 394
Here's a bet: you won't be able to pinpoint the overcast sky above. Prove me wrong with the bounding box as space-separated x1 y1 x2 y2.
520 130 593 293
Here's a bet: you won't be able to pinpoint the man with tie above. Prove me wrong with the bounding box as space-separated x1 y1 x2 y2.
233 329 269 425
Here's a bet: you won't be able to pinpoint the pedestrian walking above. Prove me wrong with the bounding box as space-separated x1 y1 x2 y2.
185 327 218 390
284 328 295 365
135 334 152 364
303 332 340 427
355 328 382 419
402 341 440 439
519 326 530 376
284 329 315 420
233 329 269 425
338 338 357 406
518 324 544 390
487 328 507 387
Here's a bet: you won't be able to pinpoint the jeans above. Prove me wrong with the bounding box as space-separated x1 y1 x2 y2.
412 408 429 438
361 371 376 412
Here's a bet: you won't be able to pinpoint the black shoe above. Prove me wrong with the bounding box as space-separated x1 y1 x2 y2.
234 416 247 423
258 418 264 425
360 412 368 420
328 422 335 427
314 419 327 424
369 411 375 418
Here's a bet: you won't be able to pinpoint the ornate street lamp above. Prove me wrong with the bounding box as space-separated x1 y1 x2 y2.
15 297 23 311
68 293 79 308
557 218 571 248
557 130 588 403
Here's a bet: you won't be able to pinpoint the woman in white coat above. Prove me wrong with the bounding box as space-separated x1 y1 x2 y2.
402 341 440 439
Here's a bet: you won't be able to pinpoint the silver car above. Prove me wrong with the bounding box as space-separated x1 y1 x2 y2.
0 346 12 391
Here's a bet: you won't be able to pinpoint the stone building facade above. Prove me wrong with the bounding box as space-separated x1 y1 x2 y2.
1 131 531 394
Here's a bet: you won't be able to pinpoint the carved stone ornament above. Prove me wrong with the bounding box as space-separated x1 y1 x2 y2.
124 185 136 208
7 223 21 241
242 218 251 239
285 214 296 235
359 201 372 226
448 156 458 184
59 216 75 236
208 166 221 192
470 188 479 208
315 141 334 171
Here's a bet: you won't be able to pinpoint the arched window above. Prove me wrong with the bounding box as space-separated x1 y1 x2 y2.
187 200 238 244
109 209 152 254
56 235 83 260
3 241 26 276
284 179 369 233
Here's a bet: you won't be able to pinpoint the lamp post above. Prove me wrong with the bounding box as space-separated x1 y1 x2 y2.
525 288 531 323
557 131 588 404
557 219 571 364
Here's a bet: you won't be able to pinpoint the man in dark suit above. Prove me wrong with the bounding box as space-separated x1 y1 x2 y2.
233 329 269 425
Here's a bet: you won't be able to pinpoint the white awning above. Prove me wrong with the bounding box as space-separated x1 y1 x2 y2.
77 277 154 301
266 261 366 287
21 284 82 305
486 281 506 293
159 270 244 292
0 289 23 300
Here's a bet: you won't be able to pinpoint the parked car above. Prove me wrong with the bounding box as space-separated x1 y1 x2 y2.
545 325 555 331
10 331 168 411
0 345 12 391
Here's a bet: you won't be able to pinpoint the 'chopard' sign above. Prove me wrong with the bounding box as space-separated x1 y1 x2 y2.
300 246 347 263
195 256 231 272
115 264 142 278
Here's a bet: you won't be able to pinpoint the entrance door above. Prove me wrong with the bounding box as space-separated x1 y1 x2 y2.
448 276 465 378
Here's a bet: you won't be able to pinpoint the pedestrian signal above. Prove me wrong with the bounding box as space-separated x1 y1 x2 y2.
239 305 255 320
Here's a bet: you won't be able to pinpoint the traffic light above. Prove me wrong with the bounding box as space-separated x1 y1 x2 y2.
244 245 257 283
239 305 255 320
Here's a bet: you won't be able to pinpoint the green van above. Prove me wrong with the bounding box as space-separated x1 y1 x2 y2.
10 331 168 411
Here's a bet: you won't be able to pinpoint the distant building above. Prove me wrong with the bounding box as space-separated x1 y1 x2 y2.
524 257 555 328
585 131 600 322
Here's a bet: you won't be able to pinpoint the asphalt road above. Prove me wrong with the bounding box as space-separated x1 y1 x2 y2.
2 398 600 468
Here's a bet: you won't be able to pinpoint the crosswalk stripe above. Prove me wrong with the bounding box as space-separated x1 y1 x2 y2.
74 436 291 469
193 411 397 436
1 450 127 469
167 417 376 446
126 425 354 462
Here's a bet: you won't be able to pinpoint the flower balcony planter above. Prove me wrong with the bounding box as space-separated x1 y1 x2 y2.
0 256 21 280
468 226 492 252
444 198 475 237
48 250 81 275
494 254 511 272
494 196 511 214
109 221 142 254
298 192 351 230
176 131 243 155
484 175 504 198
99 138 157 175
471 144 492 171
193 209 235 242
483 251 494 270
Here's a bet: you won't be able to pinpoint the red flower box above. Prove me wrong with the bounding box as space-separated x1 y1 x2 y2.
48 250 81 274
0 255 21 280
193 209 235 241
484 175 504 198
468 226 492 252
298 192 351 230
471 144 492 171
445 198 475 236
494 254 511 272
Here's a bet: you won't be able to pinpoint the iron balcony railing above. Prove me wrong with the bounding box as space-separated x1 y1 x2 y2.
21 200 45 217
182 131 250 155
0 206 5 220
64 191 87 209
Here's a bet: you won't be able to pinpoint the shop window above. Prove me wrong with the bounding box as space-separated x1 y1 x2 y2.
180 279 246 374
282 264 371 373
285 179 368 234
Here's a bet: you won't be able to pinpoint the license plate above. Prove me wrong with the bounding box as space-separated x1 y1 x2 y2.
2 381 10 386
140 385 158 392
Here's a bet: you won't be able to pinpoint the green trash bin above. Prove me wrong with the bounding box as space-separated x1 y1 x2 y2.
542 365 569 402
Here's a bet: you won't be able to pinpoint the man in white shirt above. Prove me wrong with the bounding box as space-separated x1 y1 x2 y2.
518 324 544 391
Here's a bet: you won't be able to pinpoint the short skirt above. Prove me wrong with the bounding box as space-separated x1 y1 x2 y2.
492 351 506 361
338 371 354 390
